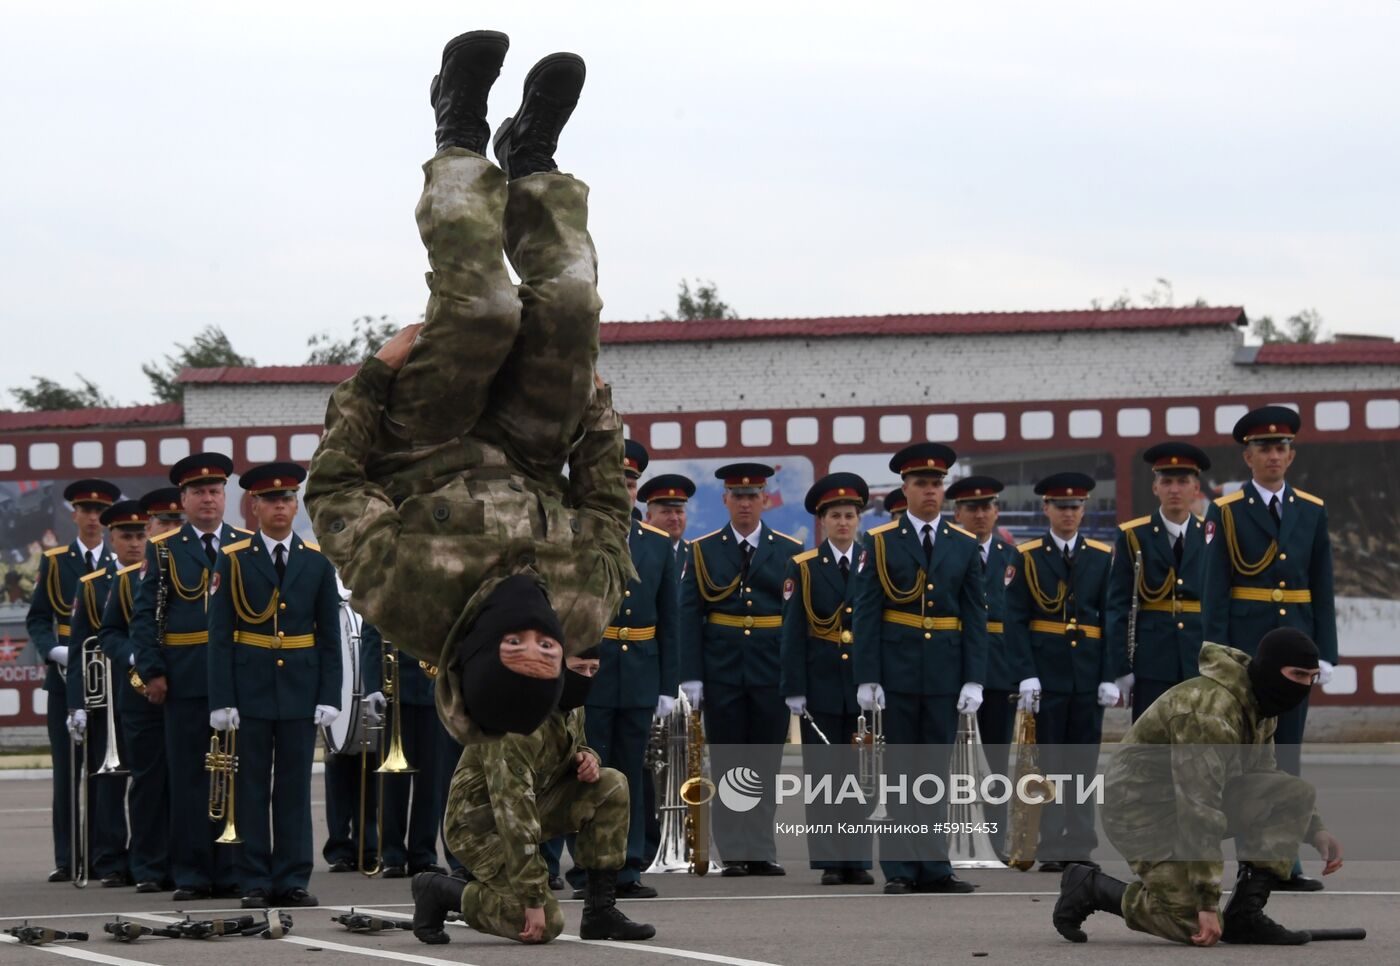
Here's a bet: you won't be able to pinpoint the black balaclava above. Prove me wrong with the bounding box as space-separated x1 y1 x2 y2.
456 574 565 735
558 645 600 712
1247 628 1319 718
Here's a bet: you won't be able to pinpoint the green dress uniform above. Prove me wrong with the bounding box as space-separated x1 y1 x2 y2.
680 463 803 868
99 559 169 889
443 708 628 944
851 445 987 888
26 477 119 880
207 464 342 901
127 453 244 897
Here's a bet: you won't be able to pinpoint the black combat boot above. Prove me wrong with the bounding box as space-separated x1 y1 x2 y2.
1053 863 1127 943
491 53 586 179
430 30 510 154
1221 865 1311 945
411 872 465 945
579 869 656 941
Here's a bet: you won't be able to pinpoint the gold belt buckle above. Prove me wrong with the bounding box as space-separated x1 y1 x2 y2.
1271 588 1284 602
840 630 853 644
617 627 631 641
1172 599 1182 615
921 616 934 630
743 615 755 629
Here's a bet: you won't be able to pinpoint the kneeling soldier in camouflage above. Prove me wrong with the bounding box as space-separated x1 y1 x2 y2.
1053 629 1345 946
411 576 654 944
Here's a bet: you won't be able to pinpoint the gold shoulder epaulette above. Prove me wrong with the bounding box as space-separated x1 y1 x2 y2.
79 567 108 584
1293 488 1324 507
1215 490 1245 507
221 538 253 555
638 522 670 539
868 521 899 536
793 548 819 564
302 540 321 552
1119 515 1152 531
1084 538 1114 554
233 526 254 535
945 522 976 540
150 528 178 544
693 528 725 543
45 545 68 558
772 529 803 546
1018 538 1044 553
116 562 143 576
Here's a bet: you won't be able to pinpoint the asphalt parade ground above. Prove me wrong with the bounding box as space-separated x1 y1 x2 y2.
2 771 1396 966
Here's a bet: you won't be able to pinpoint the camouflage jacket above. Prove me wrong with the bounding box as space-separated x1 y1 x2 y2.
1104 643 1325 910
305 358 634 699
443 707 596 908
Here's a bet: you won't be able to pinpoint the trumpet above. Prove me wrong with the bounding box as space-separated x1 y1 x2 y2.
82 638 124 777
853 705 886 821
206 728 242 845
360 642 415 876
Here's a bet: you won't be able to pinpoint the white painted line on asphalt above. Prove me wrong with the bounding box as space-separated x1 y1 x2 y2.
0 933 156 966
555 933 785 966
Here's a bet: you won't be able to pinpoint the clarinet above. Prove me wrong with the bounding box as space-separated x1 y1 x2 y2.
131 542 172 697
1126 548 1143 671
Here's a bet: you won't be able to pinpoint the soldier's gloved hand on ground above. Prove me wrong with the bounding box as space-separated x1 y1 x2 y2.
576 751 600 784
210 707 240 731
1191 910 1221 946
1114 674 1135 707
365 691 386 726
1096 681 1120 708
956 682 983 714
785 695 807 716
856 682 885 711
315 705 340 728
679 680 703 708
1313 829 1344 875
66 710 86 739
654 694 675 718
1017 678 1041 712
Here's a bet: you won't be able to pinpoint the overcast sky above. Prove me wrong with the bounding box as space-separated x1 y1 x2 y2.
3 1 1397 407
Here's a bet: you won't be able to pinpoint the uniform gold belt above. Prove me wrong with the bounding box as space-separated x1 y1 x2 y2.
1230 588 1312 604
707 613 782 630
164 631 209 646
987 621 1005 634
811 626 854 644
233 630 315 650
1029 620 1102 639
882 610 963 631
1140 600 1203 614
56 624 72 638
603 625 656 642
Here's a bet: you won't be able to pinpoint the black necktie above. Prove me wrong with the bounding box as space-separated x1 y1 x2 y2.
1172 533 1184 569
839 555 850 585
274 544 286 583
1268 495 1281 529
1062 541 1074 569
84 551 95 573
740 541 753 581
980 546 988 572
921 524 933 564
202 532 216 564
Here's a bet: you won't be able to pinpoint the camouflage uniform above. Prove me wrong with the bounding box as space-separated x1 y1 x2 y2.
305 151 634 742
443 707 628 943
1102 643 1325 944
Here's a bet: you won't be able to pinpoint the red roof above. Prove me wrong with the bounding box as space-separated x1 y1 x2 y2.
0 402 183 432
1253 342 1400 366
178 364 357 385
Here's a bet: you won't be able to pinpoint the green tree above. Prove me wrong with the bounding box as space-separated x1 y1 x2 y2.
305 315 401 365
1251 308 1325 344
1090 277 1209 311
142 325 255 404
8 375 114 411
661 279 738 321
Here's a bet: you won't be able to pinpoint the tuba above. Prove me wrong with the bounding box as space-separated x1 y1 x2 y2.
948 712 1004 869
646 690 717 875
1005 697 1056 871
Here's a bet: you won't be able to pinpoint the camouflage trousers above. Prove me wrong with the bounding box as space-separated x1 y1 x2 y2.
1115 772 1314 944
457 768 629 944
385 148 601 488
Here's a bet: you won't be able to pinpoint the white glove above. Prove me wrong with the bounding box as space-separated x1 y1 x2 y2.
50 645 69 668
785 695 807 716
857 682 886 711
680 680 703 708
209 707 240 731
956 682 984 715
364 691 386 726
1017 678 1041 713
1115 674 1135 708
1097 681 1121 708
1317 660 1334 686
655 694 675 719
67 710 87 739
314 705 340 728
128 653 135 667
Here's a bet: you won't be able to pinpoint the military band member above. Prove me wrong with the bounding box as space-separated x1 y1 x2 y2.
207 462 341 908
127 452 245 900
1107 444 1211 722
27 478 119 883
65 498 148 886
94 488 181 892
781 473 874 885
680 463 803 876
852 444 985 894
947 475 1022 856
1202 406 1337 891
883 488 908 524
1004 473 1117 872
361 622 446 878
564 441 678 898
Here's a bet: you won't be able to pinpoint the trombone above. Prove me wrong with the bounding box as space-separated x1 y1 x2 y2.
206 728 242 845
73 636 126 888
359 642 415 876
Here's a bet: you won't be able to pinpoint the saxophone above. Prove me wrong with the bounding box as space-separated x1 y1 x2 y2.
1005 698 1056 871
130 542 170 696
677 701 715 875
